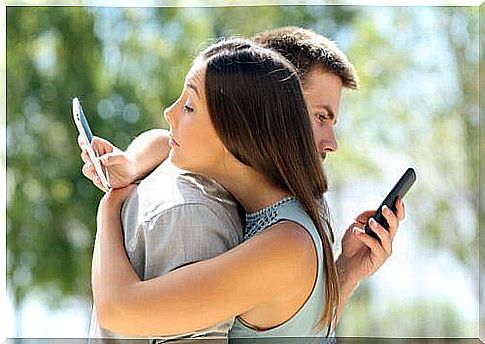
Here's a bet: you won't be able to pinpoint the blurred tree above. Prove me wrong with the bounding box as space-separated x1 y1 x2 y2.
7 5 478 338
7 6 360 305
333 6 479 336
479 3 485 341
6 2 358 319
7 7 105 309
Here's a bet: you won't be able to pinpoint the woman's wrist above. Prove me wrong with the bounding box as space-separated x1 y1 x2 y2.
100 192 124 212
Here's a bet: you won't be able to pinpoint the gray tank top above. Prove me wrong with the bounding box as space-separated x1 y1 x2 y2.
229 197 335 340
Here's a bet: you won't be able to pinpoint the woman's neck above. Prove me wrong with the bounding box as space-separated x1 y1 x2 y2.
210 161 291 213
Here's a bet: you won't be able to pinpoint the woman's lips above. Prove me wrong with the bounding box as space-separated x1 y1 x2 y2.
169 136 180 147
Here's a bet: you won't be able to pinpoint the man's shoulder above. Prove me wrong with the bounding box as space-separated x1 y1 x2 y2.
124 160 241 226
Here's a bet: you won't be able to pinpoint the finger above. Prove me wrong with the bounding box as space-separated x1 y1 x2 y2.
91 136 114 155
381 205 398 239
349 221 364 233
99 152 124 166
82 164 106 192
368 218 392 256
81 163 96 180
355 210 377 225
352 226 385 255
80 150 93 165
343 221 363 238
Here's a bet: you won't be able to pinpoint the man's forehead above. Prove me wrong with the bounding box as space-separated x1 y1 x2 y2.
302 71 343 109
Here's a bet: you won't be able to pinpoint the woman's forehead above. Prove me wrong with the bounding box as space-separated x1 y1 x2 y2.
185 59 205 86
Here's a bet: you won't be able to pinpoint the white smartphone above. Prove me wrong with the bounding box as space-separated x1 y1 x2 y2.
72 97 111 191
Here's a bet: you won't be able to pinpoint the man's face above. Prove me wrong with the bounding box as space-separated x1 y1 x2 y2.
302 67 343 161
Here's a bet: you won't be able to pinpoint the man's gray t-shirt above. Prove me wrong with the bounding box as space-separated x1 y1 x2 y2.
89 160 243 341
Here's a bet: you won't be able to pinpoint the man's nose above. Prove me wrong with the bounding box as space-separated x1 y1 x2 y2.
318 130 338 153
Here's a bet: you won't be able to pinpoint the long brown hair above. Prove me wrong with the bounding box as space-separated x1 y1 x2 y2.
199 38 340 334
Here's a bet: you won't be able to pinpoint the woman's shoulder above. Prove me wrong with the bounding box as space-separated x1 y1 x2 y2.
241 221 317 288
231 221 318 324
259 220 316 253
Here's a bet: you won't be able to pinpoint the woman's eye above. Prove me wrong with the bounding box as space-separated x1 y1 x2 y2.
183 104 194 113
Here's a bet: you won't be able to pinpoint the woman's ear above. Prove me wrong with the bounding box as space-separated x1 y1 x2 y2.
221 142 230 155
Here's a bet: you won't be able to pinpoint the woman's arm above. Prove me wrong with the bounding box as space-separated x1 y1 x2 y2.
124 129 171 181
92 188 317 337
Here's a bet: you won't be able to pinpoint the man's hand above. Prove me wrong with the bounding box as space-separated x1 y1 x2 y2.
78 136 137 191
337 198 405 285
334 198 405 322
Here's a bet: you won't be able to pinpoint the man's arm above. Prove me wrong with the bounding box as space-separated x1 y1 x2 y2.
334 199 405 323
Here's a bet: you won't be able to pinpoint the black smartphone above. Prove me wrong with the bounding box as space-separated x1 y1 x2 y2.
364 168 416 240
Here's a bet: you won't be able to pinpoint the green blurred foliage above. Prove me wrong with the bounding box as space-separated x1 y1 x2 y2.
6 5 479 337
6 2 359 309
480 3 485 341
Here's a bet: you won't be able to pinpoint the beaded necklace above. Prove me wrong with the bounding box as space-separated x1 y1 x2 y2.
244 196 297 241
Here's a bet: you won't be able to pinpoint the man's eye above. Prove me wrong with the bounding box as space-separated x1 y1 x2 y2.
315 112 328 122
183 105 194 113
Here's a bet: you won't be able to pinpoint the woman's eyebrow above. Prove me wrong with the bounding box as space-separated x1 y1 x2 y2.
186 82 200 98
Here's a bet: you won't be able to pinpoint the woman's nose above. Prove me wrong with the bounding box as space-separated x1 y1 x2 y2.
164 103 177 128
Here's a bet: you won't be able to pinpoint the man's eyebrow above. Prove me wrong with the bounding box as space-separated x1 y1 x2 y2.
186 82 200 98
315 104 337 124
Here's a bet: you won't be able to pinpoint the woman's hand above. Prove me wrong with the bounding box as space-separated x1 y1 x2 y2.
78 136 138 191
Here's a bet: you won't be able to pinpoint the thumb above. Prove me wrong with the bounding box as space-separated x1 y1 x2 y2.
99 152 126 166
91 136 115 155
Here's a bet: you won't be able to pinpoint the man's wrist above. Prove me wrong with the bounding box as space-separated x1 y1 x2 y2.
336 255 360 291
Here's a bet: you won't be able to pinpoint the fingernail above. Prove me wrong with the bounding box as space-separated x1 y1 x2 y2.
382 205 389 214
370 218 376 227
353 227 364 235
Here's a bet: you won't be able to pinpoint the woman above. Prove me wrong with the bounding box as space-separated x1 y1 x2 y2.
93 38 369 338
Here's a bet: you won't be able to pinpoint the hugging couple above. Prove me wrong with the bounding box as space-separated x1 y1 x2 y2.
80 26 406 341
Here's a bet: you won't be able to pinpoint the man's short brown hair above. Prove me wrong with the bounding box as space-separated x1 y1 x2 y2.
253 26 359 89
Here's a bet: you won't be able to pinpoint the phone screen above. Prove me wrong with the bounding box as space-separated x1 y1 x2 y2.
78 103 93 143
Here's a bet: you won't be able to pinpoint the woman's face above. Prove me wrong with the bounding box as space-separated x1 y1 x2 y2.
164 60 226 176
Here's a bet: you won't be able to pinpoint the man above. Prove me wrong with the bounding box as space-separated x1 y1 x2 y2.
81 26 404 340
